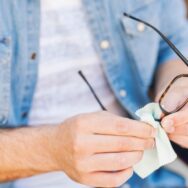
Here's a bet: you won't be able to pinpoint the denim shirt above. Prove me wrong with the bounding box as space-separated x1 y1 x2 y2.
0 0 188 187
0 0 188 126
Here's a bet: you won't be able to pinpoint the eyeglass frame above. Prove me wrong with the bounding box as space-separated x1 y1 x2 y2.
123 13 188 115
78 12 188 116
158 74 188 115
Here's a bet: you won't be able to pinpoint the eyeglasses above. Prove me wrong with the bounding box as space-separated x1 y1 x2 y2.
123 13 188 115
79 13 188 116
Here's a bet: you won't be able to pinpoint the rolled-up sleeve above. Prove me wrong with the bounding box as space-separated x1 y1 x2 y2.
158 0 188 65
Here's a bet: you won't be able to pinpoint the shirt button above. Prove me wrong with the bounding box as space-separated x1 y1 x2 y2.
22 112 28 119
100 40 110 49
3 37 11 45
137 22 145 32
119 89 127 98
31 52 37 60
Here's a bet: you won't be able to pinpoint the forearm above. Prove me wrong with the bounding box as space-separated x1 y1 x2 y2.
0 125 59 182
155 59 188 99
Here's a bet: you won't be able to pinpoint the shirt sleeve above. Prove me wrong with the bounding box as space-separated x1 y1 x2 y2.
158 0 188 65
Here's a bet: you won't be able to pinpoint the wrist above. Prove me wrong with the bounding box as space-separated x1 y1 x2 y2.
36 125 63 173
0 125 64 181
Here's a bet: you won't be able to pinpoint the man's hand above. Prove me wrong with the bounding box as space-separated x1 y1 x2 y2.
162 108 188 149
156 70 188 149
155 59 188 149
0 111 155 186
54 111 156 188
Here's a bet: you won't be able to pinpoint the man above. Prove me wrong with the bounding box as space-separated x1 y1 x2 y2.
0 0 188 187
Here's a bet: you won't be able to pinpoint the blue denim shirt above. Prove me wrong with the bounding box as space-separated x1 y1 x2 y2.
0 0 188 187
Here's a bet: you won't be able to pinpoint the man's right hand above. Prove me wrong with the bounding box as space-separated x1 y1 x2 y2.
52 111 156 187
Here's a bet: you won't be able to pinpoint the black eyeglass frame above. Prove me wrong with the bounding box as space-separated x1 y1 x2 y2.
78 13 188 116
123 13 188 115
158 74 188 115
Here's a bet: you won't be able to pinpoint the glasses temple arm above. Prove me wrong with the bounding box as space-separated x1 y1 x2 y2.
124 13 188 67
78 71 107 111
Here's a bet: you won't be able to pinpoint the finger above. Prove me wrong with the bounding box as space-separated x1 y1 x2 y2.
169 135 188 149
162 109 188 130
90 112 156 138
172 124 188 136
89 135 154 153
82 168 133 188
182 103 188 110
87 152 143 172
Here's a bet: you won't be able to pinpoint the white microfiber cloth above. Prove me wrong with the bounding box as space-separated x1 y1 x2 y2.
133 103 177 178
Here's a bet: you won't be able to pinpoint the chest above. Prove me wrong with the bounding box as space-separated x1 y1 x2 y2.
0 0 162 125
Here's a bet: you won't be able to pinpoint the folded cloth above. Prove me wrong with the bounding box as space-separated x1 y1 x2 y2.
133 103 177 179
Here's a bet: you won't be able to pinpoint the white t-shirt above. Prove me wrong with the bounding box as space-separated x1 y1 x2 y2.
29 0 126 126
13 0 126 187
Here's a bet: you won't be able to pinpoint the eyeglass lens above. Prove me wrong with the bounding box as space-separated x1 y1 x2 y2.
79 13 188 114
160 76 188 114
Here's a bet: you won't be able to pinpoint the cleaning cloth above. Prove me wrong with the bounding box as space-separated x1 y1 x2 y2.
133 103 177 178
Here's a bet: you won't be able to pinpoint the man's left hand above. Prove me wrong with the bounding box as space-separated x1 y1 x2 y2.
161 108 188 149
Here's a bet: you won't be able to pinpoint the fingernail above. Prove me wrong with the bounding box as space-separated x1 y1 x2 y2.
162 119 174 133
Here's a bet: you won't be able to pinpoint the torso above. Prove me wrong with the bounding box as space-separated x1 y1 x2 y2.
22 0 126 187
29 0 126 126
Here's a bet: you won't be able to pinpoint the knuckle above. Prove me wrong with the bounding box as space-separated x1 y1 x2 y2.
116 120 129 133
